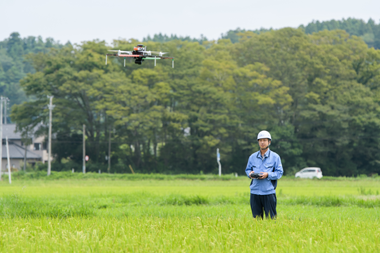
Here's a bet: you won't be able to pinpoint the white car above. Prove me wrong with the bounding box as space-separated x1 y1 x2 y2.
295 167 323 179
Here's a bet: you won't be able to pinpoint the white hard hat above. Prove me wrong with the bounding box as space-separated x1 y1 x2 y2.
257 130 272 140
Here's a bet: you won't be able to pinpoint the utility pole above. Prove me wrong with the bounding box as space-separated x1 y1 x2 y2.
0 97 3 180
83 124 86 174
47 96 54 176
217 148 221 176
3 97 8 125
108 131 111 173
23 143 27 172
6 136 11 184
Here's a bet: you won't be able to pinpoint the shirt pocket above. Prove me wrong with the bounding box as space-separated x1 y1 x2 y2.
264 163 274 172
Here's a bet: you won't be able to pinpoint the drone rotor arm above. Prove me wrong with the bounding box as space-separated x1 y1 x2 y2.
150 51 168 55
108 50 132 55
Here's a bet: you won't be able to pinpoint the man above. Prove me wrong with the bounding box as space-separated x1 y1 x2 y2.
245 130 283 219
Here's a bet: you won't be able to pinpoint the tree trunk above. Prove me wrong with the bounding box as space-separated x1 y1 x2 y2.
153 131 157 172
134 139 141 169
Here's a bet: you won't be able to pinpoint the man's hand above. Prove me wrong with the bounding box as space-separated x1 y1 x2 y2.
259 172 268 179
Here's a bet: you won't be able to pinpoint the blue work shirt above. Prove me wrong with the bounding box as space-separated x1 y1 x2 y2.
245 149 283 195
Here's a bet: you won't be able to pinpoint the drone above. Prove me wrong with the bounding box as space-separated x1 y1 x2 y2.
106 44 174 68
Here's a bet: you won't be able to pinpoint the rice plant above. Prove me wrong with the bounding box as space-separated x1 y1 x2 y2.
0 177 379 252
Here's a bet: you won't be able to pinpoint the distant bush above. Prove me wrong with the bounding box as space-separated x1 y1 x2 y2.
283 175 380 181
4 171 242 181
3 172 380 182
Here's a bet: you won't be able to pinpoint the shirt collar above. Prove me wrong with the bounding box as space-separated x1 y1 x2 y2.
257 148 270 159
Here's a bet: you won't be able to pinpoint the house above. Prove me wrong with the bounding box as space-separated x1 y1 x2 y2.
1 124 50 172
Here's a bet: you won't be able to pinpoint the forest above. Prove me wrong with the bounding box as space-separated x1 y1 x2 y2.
2 18 380 176
220 18 380 48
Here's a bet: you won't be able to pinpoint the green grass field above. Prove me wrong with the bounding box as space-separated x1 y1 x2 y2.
0 175 379 252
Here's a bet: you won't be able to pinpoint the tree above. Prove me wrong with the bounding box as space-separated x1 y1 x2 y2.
0 33 64 108
10 29 380 176
233 28 380 175
11 40 116 170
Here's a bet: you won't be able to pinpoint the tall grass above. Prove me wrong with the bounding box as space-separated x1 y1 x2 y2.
1 192 379 219
0 179 379 252
0 217 378 252
0 194 94 218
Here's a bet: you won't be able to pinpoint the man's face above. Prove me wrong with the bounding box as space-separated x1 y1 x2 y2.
258 138 270 149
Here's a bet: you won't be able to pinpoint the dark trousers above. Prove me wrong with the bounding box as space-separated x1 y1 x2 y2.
250 193 277 219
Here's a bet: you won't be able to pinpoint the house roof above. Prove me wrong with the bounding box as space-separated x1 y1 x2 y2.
1 124 46 142
1 143 42 160
1 124 21 140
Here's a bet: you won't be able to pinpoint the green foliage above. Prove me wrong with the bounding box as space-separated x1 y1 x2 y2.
234 28 380 176
143 33 208 44
9 25 380 177
0 32 65 111
213 18 380 49
301 18 380 49
221 18 380 49
2 17 379 112
220 27 272 43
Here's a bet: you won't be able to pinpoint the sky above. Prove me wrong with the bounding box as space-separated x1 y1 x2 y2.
1 0 379 45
